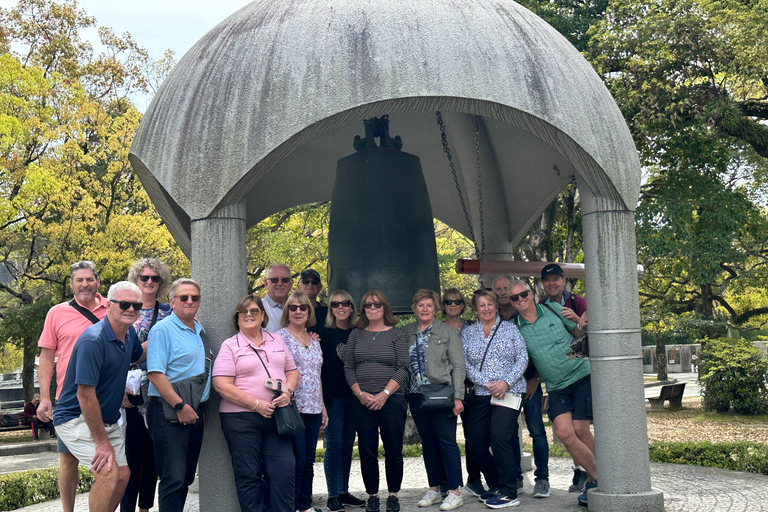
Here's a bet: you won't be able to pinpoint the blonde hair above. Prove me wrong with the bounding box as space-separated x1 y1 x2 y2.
325 290 358 328
280 291 316 328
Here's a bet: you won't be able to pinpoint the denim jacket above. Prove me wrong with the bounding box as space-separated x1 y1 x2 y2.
402 319 466 399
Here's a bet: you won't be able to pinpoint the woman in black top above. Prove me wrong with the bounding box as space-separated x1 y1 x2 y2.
319 290 366 512
344 291 409 512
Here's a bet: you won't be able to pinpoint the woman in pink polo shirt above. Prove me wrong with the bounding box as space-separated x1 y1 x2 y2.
212 295 300 512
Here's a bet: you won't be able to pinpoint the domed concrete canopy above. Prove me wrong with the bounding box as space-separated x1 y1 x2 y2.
129 0 641 257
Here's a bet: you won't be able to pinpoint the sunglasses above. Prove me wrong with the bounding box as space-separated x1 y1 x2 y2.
268 277 291 284
176 295 201 302
331 300 352 308
110 299 142 311
444 299 463 306
138 275 161 283
510 290 531 302
238 308 262 317
287 304 310 312
300 278 320 285
364 301 384 309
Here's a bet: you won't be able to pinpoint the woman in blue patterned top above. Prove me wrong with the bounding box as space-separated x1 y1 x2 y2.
122 258 172 512
461 289 528 509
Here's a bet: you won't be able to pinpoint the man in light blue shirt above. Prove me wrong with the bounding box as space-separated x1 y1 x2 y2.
147 278 211 512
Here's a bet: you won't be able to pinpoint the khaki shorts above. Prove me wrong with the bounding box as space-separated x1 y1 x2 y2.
56 414 126 470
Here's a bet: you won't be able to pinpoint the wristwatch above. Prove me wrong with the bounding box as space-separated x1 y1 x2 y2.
383 389 390 396
174 400 186 411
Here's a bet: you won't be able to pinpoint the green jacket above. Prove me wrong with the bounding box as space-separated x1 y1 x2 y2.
402 318 466 400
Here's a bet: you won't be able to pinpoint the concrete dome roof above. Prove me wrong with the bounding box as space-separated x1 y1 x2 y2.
129 0 640 256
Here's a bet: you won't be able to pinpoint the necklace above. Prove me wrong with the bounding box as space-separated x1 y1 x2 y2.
287 327 311 348
367 326 388 341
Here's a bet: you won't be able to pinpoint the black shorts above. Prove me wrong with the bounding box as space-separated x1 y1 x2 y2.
547 374 592 422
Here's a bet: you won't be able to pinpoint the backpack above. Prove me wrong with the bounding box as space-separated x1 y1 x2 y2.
1 414 19 427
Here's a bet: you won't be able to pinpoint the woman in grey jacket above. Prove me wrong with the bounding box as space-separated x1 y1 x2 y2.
402 289 467 511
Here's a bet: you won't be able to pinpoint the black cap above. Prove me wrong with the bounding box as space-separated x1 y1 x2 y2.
541 263 564 279
300 268 321 281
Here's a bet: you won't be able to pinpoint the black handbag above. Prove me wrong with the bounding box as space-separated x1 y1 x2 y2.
251 343 305 436
161 330 212 422
419 382 455 410
463 323 499 403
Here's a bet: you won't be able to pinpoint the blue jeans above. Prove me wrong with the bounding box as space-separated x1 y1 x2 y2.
146 400 204 512
292 413 323 510
324 396 357 497
520 385 549 481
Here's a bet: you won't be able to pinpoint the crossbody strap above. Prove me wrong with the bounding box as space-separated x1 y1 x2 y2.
478 322 500 371
68 299 100 324
199 328 212 374
543 303 573 334
148 301 161 330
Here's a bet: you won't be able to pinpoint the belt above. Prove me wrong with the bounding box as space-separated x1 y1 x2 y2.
148 396 162 403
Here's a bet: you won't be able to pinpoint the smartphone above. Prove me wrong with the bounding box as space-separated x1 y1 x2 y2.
265 378 282 391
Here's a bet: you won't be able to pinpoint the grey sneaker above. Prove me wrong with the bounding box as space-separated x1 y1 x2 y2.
532 480 550 498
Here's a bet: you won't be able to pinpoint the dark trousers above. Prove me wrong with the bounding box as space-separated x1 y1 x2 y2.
353 394 407 494
324 396 357 497
463 396 521 499
221 412 295 512
121 406 158 512
28 417 54 439
292 413 322 510
146 400 204 512
459 410 481 485
407 394 462 490
517 385 549 481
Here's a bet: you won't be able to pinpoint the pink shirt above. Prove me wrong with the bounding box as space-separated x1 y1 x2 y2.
212 330 297 414
38 295 108 398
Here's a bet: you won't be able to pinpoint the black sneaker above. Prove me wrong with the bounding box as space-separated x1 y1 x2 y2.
569 468 588 493
385 495 400 512
366 495 380 512
340 494 366 507
328 497 345 512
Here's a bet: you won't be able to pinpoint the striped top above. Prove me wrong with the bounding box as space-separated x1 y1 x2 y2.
344 327 409 395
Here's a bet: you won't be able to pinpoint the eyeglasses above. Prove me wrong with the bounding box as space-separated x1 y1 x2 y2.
267 277 291 284
300 278 320 285
331 300 352 308
363 301 384 309
139 275 161 283
238 308 262 317
287 304 309 312
510 290 531 302
110 300 142 311
176 295 201 302
444 299 463 306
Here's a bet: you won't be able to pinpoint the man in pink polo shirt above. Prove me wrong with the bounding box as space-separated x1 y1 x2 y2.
37 261 108 512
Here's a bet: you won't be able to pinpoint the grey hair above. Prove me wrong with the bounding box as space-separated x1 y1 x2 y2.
169 278 201 299
266 263 291 278
492 275 513 288
508 279 531 291
70 261 98 281
107 281 142 301
127 258 172 299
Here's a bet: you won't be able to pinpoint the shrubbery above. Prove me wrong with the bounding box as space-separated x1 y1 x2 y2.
0 466 93 511
699 337 768 415
649 441 768 475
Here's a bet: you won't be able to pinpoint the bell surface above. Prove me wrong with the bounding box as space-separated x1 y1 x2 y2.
328 146 440 314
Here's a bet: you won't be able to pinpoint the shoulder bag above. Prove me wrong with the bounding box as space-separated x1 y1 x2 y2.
251 340 305 436
416 330 455 410
161 328 212 421
543 303 589 358
462 323 500 403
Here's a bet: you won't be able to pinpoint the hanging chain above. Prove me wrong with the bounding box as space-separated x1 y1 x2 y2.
474 116 487 259
436 111 480 259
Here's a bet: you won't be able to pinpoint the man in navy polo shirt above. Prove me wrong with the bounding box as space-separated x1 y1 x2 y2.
53 281 147 512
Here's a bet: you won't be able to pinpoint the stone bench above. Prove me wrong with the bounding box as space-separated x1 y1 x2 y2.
647 383 686 411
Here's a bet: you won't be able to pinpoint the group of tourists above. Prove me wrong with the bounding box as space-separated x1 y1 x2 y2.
36 258 598 512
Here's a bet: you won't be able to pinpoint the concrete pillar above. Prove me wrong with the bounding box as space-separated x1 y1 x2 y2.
191 202 247 512
578 184 664 511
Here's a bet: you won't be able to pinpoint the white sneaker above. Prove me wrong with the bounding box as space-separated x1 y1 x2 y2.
439 493 464 511
418 490 442 507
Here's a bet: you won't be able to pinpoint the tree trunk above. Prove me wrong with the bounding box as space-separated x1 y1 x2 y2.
22 337 36 402
564 184 578 263
655 337 667 381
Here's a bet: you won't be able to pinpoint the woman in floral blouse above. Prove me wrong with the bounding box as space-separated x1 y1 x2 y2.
280 291 328 512
461 289 528 509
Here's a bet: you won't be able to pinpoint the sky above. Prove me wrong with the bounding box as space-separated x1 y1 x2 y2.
0 0 254 61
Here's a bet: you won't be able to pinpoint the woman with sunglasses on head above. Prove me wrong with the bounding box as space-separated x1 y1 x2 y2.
344 291 409 512
318 290 366 512
213 295 299 512
120 258 172 512
279 291 328 512
402 289 466 511
461 290 528 509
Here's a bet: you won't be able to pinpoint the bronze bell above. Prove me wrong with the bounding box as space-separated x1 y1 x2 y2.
327 116 440 314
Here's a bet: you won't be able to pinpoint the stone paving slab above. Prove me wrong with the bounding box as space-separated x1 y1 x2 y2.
12 457 768 512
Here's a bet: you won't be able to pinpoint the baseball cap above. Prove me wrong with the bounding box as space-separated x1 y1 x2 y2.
541 263 565 279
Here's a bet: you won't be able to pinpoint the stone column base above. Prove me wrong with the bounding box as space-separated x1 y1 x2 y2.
589 488 665 511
